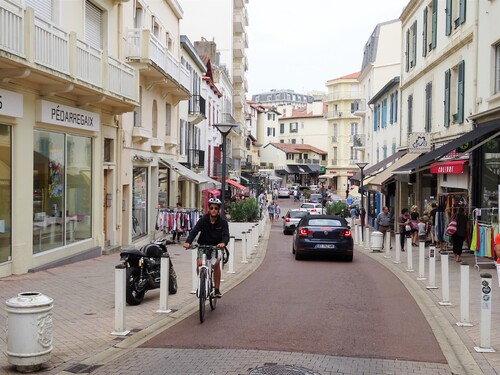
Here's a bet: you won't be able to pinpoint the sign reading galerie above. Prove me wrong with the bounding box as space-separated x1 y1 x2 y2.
37 100 100 131
0 88 23 118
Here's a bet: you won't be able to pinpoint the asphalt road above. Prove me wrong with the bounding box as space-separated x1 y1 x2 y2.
142 197 447 364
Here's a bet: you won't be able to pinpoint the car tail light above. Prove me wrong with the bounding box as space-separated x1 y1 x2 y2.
339 229 352 238
285 217 290 222
298 228 312 237
311 209 316 213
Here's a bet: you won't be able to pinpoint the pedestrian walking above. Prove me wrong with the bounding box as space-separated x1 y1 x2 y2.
398 208 411 251
410 205 420 246
268 201 276 222
274 203 281 221
376 206 391 248
452 207 468 262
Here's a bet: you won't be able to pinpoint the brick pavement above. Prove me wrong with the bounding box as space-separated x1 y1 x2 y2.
0 221 498 374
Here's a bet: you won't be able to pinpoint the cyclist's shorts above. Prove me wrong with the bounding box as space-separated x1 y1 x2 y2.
197 248 222 264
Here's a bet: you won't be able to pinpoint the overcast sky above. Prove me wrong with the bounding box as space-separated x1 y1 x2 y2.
246 0 409 97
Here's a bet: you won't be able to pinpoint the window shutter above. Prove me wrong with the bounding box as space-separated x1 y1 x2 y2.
26 0 53 22
394 91 398 123
389 94 394 124
425 82 432 132
412 21 417 67
405 29 410 72
382 99 387 128
373 104 378 132
457 60 465 123
408 95 413 133
459 0 466 25
85 1 103 49
423 7 428 57
431 0 437 49
444 69 450 127
445 0 452 35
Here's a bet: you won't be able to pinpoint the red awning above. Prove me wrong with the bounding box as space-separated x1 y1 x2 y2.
429 160 468 174
226 179 248 192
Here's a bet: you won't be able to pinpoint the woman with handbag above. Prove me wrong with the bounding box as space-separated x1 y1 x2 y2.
452 207 468 262
398 208 411 251
410 205 420 246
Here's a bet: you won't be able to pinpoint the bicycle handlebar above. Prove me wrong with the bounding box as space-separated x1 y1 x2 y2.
187 243 230 265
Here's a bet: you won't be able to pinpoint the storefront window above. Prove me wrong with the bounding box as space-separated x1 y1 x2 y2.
158 166 170 208
479 135 500 223
0 125 12 263
132 167 147 239
33 131 92 253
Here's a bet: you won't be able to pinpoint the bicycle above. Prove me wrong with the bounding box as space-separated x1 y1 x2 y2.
188 244 228 323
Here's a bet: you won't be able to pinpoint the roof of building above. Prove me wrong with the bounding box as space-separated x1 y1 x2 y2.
327 71 360 82
266 142 327 155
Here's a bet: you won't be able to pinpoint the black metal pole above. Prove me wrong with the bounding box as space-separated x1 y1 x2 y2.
220 135 227 219
360 167 364 240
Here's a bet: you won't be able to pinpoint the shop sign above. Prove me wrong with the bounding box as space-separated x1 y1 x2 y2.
408 132 432 153
430 161 466 174
37 100 100 131
0 88 23 118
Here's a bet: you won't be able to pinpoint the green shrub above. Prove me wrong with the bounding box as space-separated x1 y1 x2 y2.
227 198 259 222
325 201 349 217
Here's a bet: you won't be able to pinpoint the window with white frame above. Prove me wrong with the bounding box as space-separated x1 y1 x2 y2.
496 43 500 94
289 122 298 133
423 0 437 57
405 20 417 71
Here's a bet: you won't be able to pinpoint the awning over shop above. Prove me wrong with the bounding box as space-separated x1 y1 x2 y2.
201 174 221 189
303 164 322 173
226 179 249 192
318 174 335 179
368 153 422 186
351 150 406 181
160 158 209 184
429 159 468 174
393 120 500 174
286 165 301 174
275 169 288 174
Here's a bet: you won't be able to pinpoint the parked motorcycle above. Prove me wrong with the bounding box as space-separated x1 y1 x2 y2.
120 238 178 305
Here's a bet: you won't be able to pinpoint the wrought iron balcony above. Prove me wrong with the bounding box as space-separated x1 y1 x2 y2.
187 149 205 169
188 95 206 125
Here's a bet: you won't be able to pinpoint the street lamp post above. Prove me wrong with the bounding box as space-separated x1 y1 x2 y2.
214 122 236 219
356 162 368 240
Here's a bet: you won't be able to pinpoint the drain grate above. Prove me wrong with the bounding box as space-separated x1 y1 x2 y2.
65 363 102 374
249 364 321 375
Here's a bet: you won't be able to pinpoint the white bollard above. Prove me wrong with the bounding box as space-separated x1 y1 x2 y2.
358 225 363 246
406 236 413 272
157 257 172 313
191 247 197 294
227 236 235 274
241 232 248 263
417 240 426 280
247 230 253 258
112 264 130 336
426 246 438 289
253 224 258 251
474 273 495 352
384 231 391 259
364 227 370 251
393 233 401 264
353 223 358 245
439 254 452 306
456 262 473 327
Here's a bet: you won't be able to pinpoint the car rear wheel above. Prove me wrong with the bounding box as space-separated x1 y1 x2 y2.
344 254 353 262
295 251 303 260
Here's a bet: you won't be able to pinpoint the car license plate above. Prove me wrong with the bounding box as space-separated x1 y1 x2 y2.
317 244 335 249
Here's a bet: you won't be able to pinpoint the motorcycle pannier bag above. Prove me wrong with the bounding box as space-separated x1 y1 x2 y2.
143 243 163 258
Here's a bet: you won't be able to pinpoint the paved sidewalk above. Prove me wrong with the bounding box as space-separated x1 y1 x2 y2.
359 228 500 375
0 220 499 374
0 218 269 375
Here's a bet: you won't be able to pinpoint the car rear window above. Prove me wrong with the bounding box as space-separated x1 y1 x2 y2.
307 219 343 227
290 211 308 218
301 204 313 208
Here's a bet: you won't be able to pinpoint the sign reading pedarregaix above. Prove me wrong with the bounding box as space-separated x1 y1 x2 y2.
0 88 23 118
408 132 432 153
37 100 100 131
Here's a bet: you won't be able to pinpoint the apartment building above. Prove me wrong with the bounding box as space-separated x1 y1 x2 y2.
324 72 361 197
0 0 138 275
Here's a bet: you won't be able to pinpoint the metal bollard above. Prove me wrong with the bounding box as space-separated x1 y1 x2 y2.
227 236 235 274
241 232 248 263
406 236 413 272
417 240 426 280
364 227 371 251
393 233 401 264
157 257 172 313
112 264 130 336
474 273 495 352
456 262 473 327
426 246 438 289
384 231 391 258
438 254 452 306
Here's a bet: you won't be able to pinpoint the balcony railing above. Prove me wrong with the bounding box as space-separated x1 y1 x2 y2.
188 95 206 124
351 134 366 148
327 91 361 101
331 159 338 165
324 111 343 119
0 2 136 101
187 149 205 169
126 28 190 94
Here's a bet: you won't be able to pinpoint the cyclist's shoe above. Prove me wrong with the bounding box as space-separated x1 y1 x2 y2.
214 289 222 298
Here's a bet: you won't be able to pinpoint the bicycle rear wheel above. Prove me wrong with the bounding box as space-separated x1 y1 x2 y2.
198 268 207 323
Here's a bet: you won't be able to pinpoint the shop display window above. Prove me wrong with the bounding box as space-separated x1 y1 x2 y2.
0 125 12 263
33 131 92 253
132 167 147 239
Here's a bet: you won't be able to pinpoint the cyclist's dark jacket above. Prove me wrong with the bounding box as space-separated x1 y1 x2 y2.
185 214 230 246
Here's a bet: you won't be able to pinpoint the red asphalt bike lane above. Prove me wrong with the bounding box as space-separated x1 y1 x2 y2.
142 197 447 364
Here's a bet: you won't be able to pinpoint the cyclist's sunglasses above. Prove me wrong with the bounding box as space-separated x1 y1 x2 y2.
209 206 220 211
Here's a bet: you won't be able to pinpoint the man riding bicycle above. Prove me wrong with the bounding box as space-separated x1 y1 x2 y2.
183 198 229 298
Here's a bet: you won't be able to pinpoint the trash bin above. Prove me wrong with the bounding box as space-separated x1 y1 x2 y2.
6 292 53 373
370 231 384 251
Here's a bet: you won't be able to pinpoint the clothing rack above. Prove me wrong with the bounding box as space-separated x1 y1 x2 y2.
156 208 202 239
471 208 497 271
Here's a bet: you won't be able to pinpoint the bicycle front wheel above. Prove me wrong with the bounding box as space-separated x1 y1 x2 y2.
198 268 207 323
